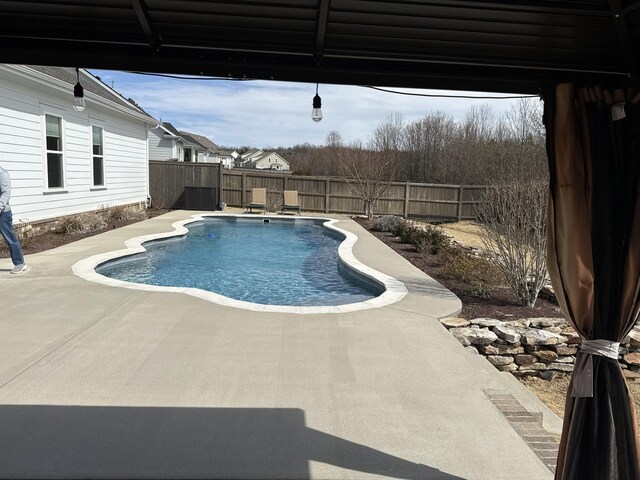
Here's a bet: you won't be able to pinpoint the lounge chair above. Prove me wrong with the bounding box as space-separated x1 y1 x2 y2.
247 187 267 213
282 190 301 215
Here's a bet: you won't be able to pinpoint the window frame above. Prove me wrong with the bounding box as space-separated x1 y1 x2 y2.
90 124 106 188
42 111 66 191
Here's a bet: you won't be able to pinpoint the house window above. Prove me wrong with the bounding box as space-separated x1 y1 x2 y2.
92 126 104 186
184 148 192 162
45 114 64 188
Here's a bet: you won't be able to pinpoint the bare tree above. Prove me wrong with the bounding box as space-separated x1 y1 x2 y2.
339 141 398 219
403 112 456 182
477 178 548 307
325 130 343 148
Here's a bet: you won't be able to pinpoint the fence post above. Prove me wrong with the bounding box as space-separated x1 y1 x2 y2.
325 177 330 213
219 163 224 209
457 185 464 221
241 172 246 208
404 182 410 218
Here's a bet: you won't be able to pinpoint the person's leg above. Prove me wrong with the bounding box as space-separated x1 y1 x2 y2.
0 210 25 266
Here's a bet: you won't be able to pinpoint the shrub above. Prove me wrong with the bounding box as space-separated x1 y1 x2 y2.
390 219 410 237
415 225 450 254
392 221 450 255
476 179 548 307
399 225 424 245
441 247 505 297
109 204 147 221
60 212 107 235
372 215 404 232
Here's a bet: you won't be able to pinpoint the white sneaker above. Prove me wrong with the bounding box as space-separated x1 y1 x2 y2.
10 264 30 274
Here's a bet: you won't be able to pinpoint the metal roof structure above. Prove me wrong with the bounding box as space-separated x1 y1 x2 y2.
0 1 639 93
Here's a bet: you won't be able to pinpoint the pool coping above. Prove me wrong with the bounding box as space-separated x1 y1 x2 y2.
71 213 409 314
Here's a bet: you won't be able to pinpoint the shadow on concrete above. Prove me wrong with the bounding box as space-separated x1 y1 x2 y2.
397 276 460 300
0 405 464 479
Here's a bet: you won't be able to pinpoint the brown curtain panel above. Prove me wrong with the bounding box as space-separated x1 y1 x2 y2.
543 83 640 479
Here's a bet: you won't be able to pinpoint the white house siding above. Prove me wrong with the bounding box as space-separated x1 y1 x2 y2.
148 127 176 161
254 153 290 171
0 67 150 223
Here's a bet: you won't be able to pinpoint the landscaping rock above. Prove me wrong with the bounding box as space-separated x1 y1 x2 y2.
555 356 574 364
540 371 562 381
470 318 505 328
561 327 582 344
626 329 640 348
450 327 498 346
513 369 539 377
545 326 564 334
440 317 470 328
479 345 524 355
623 369 640 381
492 325 521 344
624 353 640 366
486 355 514 367
552 345 578 356
539 285 556 302
549 363 574 372
528 318 567 328
527 362 548 371
514 354 537 366
497 363 518 373
504 318 530 329
466 346 479 355
520 329 567 346
533 349 558 362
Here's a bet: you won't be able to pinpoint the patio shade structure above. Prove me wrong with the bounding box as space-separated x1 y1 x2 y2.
0 1 639 478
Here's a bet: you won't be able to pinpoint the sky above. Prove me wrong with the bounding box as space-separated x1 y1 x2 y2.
90 69 531 149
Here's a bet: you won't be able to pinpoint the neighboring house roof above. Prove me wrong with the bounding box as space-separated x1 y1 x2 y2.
27 65 151 119
162 122 182 137
179 132 208 150
180 131 219 152
241 149 263 159
251 152 289 163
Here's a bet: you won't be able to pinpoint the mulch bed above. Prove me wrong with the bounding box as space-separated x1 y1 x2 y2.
0 209 168 259
355 217 563 320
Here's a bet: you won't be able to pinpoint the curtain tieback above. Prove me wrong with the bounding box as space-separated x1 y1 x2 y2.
571 339 620 398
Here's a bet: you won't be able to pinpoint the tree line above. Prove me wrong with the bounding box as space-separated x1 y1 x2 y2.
283 98 548 185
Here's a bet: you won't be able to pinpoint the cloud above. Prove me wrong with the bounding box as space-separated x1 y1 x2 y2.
91 70 526 148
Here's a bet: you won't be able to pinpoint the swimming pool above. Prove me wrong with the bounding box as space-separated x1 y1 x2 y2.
72 214 408 314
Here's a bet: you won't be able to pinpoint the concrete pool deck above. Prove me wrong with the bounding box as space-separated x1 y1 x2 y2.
0 210 559 479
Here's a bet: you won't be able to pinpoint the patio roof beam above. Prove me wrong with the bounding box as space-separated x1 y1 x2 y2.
131 0 161 54
314 0 331 65
609 0 639 80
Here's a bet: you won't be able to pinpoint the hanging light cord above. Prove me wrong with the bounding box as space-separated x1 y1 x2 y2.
119 70 536 99
365 85 537 99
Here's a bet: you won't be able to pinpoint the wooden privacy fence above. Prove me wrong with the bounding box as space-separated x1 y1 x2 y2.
222 170 486 221
149 161 222 209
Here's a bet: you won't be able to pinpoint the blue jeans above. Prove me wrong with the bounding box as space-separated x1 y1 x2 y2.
0 210 24 266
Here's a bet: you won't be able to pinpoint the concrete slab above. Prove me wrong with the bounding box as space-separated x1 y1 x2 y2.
0 210 557 479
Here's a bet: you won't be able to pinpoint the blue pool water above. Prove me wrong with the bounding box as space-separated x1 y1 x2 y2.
97 218 383 306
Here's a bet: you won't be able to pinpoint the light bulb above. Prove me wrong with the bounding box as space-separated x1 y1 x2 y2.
312 93 322 122
73 93 86 112
73 68 85 112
